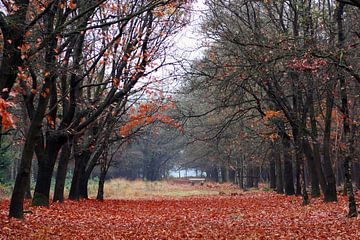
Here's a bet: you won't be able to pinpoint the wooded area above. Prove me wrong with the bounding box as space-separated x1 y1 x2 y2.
177 0 360 217
0 0 360 238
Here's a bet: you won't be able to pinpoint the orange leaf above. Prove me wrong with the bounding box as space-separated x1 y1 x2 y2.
69 0 76 10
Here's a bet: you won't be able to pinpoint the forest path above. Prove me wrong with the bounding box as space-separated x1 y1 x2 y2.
1 190 359 239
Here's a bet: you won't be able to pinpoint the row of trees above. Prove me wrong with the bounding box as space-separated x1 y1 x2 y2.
177 0 360 217
0 0 190 218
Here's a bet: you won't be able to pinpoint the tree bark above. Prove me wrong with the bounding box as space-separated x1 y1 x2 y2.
307 79 325 197
275 143 284 194
282 134 294 195
343 127 357 217
96 169 106 201
323 87 337 202
9 139 34 218
269 150 276 189
53 141 72 202
32 139 62 207
69 148 91 200
295 157 302 196
79 161 97 199
302 140 320 197
24 169 32 199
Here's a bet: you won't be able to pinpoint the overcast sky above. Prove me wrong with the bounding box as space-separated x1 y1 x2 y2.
174 0 207 60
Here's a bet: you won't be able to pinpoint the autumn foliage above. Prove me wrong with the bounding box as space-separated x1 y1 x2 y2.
0 98 15 131
120 102 180 137
1 190 359 239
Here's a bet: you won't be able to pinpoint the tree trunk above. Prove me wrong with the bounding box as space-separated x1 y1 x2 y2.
295 158 302 196
247 168 253 188
322 87 337 202
24 169 32 199
96 169 106 201
32 140 62 207
69 149 91 200
275 143 284 194
254 167 259 188
301 158 309 205
53 142 72 202
229 168 236 183
302 140 320 197
79 160 97 199
69 153 86 200
307 76 325 197
343 129 357 217
282 135 294 195
79 144 106 198
221 166 229 183
354 162 360 190
211 166 219 182
9 84 54 217
9 143 33 218
269 152 276 189
240 157 245 190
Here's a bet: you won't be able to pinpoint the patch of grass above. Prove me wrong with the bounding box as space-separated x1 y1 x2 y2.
95 178 243 199
0 178 246 200
0 182 13 199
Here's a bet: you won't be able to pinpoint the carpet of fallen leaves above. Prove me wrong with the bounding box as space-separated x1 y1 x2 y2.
1 192 360 239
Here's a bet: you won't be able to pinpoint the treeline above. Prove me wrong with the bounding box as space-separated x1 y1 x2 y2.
178 0 360 217
0 0 189 219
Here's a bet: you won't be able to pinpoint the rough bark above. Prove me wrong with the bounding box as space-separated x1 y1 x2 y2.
343 127 357 217
323 87 338 202
9 138 34 218
275 143 284 194
282 134 295 195
32 136 63 206
302 140 320 197
96 170 106 201
69 150 91 200
24 170 32 199
53 141 72 202
305 76 323 197
269 151 276 189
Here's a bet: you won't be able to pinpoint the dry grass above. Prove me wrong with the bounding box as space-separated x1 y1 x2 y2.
88 178 244 199
0 178 247 200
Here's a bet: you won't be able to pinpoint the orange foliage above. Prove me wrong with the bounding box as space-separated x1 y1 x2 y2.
263 110 284 122
0 98 15 131
269 133 280 142
68 0 76 10
0 192 359 239
120 102 178 137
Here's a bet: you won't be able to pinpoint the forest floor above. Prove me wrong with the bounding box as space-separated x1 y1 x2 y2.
1 180 360 239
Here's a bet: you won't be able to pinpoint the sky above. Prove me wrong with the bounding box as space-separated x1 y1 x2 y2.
144 0 208 97
172 0 207 61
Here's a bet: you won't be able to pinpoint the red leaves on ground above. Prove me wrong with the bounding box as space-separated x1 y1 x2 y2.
1 193 359 239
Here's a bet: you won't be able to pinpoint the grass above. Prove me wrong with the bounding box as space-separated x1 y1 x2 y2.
0 178 245 200
97 178 243 199
0 182 13 199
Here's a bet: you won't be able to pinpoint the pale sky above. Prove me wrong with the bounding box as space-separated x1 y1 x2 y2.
174 0 207 60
